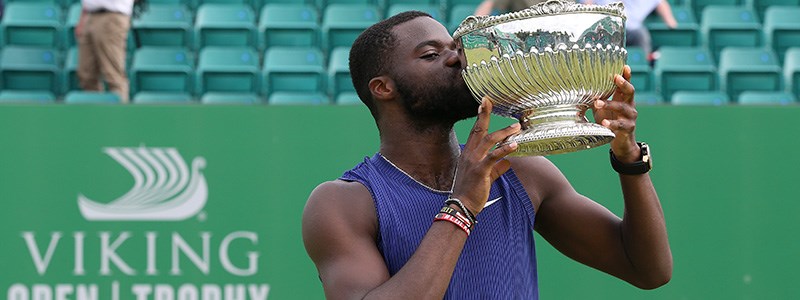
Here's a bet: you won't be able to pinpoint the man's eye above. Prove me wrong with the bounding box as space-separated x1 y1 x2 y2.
421 53 439 60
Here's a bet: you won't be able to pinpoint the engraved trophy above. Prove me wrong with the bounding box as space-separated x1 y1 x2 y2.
453 0 627 156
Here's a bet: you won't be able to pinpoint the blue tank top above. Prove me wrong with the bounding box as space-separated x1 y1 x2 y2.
341 153 539 299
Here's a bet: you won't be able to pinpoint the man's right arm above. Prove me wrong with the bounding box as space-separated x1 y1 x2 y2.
302 180 470 300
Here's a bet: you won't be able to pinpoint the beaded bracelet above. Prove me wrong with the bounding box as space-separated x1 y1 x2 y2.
444 197 477 225
434 212 471 236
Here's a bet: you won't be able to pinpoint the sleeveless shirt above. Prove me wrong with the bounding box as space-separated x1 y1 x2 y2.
341 153 539 299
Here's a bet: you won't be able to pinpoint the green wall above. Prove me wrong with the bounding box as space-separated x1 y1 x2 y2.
0 105 797 299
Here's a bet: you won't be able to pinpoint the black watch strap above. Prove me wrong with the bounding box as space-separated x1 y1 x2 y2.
610 142 652 175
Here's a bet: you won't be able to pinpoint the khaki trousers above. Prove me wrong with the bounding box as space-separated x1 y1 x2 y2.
77 12 131 103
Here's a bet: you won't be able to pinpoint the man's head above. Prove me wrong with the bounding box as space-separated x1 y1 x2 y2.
349 11 477 127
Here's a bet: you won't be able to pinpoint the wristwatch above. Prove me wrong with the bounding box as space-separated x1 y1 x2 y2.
610 142 652 175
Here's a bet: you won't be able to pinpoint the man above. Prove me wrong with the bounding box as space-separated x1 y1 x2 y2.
475 0 563 16
302 11 672 299
75 0 135 103
585 0 678 56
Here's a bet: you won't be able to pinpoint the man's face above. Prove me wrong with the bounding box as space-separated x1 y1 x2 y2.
388 17 478 124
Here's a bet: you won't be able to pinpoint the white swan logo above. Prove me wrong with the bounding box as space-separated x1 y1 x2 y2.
78 147 207 221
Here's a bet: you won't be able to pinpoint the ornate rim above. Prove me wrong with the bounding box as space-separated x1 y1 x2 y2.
453 0 626 39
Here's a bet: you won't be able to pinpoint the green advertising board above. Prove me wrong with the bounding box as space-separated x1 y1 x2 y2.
1 105 798 299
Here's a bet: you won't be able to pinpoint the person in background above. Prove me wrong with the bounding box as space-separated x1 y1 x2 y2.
474 0 567 16
75 0 135 103
585 0 678 57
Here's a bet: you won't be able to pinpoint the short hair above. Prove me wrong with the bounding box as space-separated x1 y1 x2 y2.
349 11 432 120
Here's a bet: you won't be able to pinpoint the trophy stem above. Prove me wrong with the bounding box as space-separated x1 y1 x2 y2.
505 103 615 156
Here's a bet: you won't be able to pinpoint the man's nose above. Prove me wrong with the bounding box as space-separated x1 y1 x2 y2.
445 48 463 69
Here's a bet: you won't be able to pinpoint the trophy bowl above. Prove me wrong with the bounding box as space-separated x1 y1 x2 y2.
453 0 627 156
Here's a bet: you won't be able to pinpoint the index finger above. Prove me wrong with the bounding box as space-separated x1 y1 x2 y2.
612 65 635 105
464 97 493 150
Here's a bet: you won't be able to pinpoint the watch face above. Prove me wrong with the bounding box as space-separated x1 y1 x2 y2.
641 143 652 169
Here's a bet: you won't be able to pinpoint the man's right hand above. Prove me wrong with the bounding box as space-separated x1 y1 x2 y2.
451 98 520 216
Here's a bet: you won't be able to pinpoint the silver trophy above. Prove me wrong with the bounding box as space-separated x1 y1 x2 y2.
453 0 627 156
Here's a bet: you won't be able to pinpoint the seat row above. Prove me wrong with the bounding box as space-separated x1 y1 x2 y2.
628 46 800 102
0 45 359 104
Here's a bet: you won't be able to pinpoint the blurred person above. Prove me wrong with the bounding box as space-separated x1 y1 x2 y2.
474 0 550 15
302 11 672 299
585 0 677 56
75 0 136 103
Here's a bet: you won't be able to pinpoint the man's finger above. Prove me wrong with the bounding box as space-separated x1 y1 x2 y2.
477 123 521 155
598 100 637 120
465 97 494 150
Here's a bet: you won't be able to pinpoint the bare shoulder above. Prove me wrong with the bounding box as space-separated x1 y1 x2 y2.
506 156 576 210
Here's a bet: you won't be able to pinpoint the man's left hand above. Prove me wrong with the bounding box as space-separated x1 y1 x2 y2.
592 65 641 163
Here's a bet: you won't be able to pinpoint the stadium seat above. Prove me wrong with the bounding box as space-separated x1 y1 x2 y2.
737 90 797 105
448 4 477 34
0 2 62 48
62 47 79 94
386 4 444 23
654 46 717 100
626 47 654 92
322 0 380 5
269 91 329 105
196 0 257 9
197 47 261 97
322 4 382 54
195 4 257 49
748 0 800 21
258 4 320 49
64 91 121 104
0 46 61 94
201 92 261 104
132 4 194 48
336 92 362 105
130 47 195 96
261 0 316 5
646 6 700 48
328 47 355 102
671 91 730 105
634 91 665 105
784 47 800 99
700 6 762 61
63 3 81 49
688 0 746 21
719 47 783 100
0 90 56 103
763 6 800 63
262 46 326 97
133 92 194 104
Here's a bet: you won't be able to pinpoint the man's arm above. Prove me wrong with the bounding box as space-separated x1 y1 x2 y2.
511 66 672 289
303 101 521 299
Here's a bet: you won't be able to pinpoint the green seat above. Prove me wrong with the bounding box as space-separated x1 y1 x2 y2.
197 0 257 7
654 46 717 99
258 4 320 50
133 4 194 48
747 0 800 21
197 47 261 96
671 91 731 105
64 91 121 104
263 46 325 97
133 92 194 104
763 6 800 63
634 91 665 105
62 47 79 95
784 47 800 99
321 0 379 5
261 0 316 5
700 6 762 61
195 4 257 49
0 46 60 94
336 92 362 105
322 4 381 54
689 0 746 21
131 47 195 95
386 4 443 23
201 92 261 104
719 47 783 100
269 91 329 105
646 6 700 48
328 47 355 102
0 2 62 48
626 47 654 92
0 90 56 103
63 3 81 49
448 4 477 33
737 90 797 105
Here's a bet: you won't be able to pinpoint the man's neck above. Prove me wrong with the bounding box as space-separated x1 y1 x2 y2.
378 120 461 192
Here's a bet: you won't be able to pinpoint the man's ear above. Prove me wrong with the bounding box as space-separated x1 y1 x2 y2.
369 76 395 101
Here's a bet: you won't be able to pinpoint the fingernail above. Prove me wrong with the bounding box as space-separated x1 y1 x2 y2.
595 100 605 108
602 119 611 127
511 123 521 129
509 142 518 149
478 102 483 114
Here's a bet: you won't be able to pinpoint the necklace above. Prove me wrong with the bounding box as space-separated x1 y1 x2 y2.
378 152 457 194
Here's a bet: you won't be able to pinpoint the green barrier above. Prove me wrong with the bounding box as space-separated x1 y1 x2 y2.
0 105 797 299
